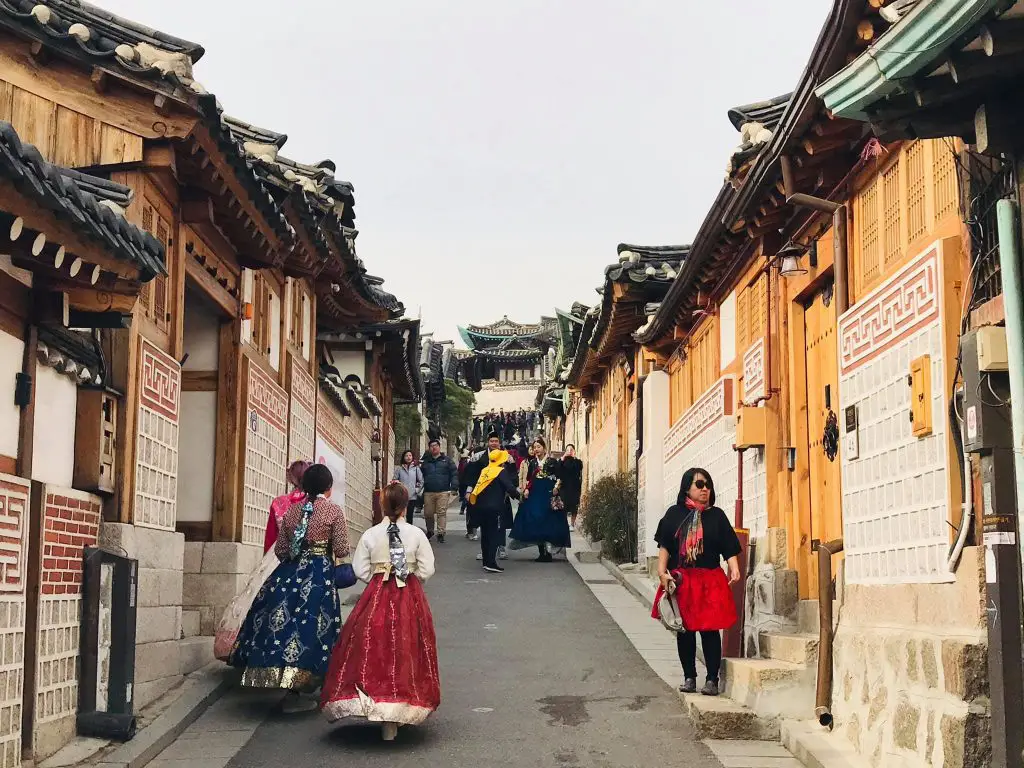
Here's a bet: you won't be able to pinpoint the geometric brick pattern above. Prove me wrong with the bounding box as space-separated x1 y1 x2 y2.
134 341 180 531
839 246 952 584
742 339 766 404
664 377 735 463
243 361 288 547
0 474 27 768
589 415 618 489
34 596 80 728
315 392 345 455
287 360 316 466
340 418 373 537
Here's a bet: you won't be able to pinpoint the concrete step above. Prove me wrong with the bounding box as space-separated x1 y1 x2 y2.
797 600 820 634
181 610 201 639
679 690 778 741
179 636 215 676
723 658 815 720
760 630 819 666
781 720 871 768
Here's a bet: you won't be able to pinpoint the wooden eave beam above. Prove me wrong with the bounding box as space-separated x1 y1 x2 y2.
949 49 1024 87
980 17 1024 58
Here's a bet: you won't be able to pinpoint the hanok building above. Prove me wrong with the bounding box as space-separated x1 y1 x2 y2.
564 244 687 492
631 2 989 764
536 302 590 452
0 1 415 762
458 316 556 414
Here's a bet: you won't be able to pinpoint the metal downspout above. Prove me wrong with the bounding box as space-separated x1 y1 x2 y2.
996 199 1024 583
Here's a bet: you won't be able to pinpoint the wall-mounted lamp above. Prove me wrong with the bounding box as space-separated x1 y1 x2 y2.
778 242 808 278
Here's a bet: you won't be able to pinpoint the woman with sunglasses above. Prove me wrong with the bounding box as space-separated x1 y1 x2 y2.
651 468 741 697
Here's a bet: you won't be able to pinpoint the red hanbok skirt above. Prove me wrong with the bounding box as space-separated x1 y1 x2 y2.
651 566 737 632
320 572 440 726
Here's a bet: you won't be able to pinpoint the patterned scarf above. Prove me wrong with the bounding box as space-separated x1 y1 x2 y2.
290 497 317 560
387 522 410 584
679 497 706 565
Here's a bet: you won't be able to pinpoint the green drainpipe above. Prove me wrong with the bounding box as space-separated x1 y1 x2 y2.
996 199 1024 577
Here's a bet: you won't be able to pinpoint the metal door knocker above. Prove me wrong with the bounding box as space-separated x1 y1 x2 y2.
823 409 839 462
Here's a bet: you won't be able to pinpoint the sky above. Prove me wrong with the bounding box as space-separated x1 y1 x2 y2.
103 0 831 346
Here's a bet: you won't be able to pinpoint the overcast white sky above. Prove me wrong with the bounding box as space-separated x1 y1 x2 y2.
103 1 830 345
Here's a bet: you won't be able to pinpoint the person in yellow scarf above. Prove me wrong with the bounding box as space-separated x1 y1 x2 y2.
468 448 520 572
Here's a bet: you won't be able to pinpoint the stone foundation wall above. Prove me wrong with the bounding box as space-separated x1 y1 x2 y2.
183 541 263 636
98 523 184 710
743 527 798 657
832 546 989 767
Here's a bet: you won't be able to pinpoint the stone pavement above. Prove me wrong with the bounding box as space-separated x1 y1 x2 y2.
566 551 802 768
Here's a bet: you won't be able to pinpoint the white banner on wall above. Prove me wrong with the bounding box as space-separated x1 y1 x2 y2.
315 436 347 509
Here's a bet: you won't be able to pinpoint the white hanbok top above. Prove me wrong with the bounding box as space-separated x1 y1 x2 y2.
351 520 436 583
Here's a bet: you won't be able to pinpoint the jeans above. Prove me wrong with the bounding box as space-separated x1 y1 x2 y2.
477 509 501 567
422 492 449 535
405 500 417 525
677 630 723 682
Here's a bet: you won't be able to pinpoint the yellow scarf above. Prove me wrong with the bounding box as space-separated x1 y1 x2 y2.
470 450 509 504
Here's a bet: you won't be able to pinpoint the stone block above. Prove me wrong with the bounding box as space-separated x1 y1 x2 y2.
179 636 215 675
135 639 182 684
183 542 204 574
33 712 75 762
133 675 181 711
182 610 200 638
921 638 939 688
183 572 246 609
198 606 216 636
892 694 920 751
774 569 799 618
98 522 135 556
134 528 185 571
135 606 182 645
764 527 788 568
941 638 988 701
136 568 184 608
759 631 818 666
678 691 778 741
906 638 920 683
867 685 888 729
941 711 992 768
200 542 260 575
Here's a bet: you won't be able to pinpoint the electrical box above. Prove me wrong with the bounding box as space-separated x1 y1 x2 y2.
909 355 933 438
736 406 766 449
73 389 118 495
976 325 1009 372
962 329 1013 454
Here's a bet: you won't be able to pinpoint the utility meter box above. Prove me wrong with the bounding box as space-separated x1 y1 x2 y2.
976 325 1009 372
909 355 933 438
735 406 766 449
962 329 1012 454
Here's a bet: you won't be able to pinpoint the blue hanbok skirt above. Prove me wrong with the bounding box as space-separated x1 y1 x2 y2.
509 476 572 551
228 545 341 690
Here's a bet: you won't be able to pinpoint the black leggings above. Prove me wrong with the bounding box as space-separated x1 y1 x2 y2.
677 630 722 682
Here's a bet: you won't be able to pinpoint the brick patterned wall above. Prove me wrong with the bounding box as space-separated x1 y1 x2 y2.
743 448 768 540
134 340 180 531
34 489 101 738
287 359 316 466
341 417 374 537
243 361 289 547
0 474 28 768
589 414 618 488
838 245 952 585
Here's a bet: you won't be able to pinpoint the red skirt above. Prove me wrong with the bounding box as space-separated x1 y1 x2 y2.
320 573 440 726
651 567 737 632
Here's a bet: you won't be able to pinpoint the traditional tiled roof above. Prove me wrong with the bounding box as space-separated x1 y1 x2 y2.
475 348 543 361
318 372 352 417
727 93 793 132
0 121 165 279
725 94 794 184
37 324 105 385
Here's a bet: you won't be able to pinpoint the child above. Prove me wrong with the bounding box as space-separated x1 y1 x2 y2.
320 481 440 740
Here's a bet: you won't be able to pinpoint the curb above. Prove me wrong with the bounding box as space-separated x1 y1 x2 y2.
94 664 235 768
600 557 654 609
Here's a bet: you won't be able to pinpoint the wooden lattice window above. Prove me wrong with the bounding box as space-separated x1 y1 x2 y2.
933 138 959 221
882 161 902 266
689 321 719 400
906 141 927 243
252 272 276 357
855 176 881 292
138 199 172 334
736 289 749 355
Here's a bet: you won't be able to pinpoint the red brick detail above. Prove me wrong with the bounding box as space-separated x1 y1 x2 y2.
42 493 101 596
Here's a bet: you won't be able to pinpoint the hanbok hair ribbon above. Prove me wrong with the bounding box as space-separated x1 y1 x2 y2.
289 497 317 560
386 522 409 586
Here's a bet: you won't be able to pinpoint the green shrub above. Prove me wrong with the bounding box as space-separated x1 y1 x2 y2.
580 471 638 563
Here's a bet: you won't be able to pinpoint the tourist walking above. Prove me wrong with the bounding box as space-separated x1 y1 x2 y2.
559 445 584 531
465 431 515 558
651 467 740 697
420 439 458 542
321 481 439 740
392 450 423 525
467 447 521 573
228 464 351 712
509 437 571 562
215 460 311 662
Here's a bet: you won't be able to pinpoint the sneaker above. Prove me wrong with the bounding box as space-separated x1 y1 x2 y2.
678 677 697 694
701 680 720 697
438 533 445 544
569 524 576 532
470 533 480 541
535 552 553 563
483 565 504 573
476 553 483 561
282 692 318 713
498 547 508 560
465 531 472 539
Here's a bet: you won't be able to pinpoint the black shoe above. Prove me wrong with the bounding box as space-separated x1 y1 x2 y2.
438 533 445 544
701 680 720 697
483 565 504 573
535 553 554 563
426 530 434 540
679 677 697 694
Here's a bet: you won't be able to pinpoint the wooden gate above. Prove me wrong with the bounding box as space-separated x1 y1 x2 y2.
799 281 843 598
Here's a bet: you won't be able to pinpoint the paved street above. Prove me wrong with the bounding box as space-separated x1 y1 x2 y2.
149 512 728 768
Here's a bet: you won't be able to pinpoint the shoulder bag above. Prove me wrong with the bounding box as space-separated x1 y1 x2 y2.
657 577 685 633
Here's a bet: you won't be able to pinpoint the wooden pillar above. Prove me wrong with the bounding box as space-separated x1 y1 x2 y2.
213 318 243 541
16 324 37 479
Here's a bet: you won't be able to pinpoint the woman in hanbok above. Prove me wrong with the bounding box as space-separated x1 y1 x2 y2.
320 481 439 741
229 464 350 712
509 437 571 562
215 461 310 662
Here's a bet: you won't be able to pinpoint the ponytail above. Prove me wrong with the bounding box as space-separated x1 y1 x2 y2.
382 480 410 523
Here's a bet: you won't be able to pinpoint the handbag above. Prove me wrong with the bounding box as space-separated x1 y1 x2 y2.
334 563 357 589
657 577 686 633
551 494 565 512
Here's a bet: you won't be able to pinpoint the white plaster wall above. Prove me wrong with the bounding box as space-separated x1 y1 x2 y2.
641 372 669 559
176 391 216 522
32 366 76 487
473 382 537 414
589 415 618 488
743 447 768 540
720 291 737 369
331 349 366 383
182 296 219 371
0 331 24 459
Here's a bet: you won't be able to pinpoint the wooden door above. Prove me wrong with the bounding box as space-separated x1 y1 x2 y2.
802 282 843 598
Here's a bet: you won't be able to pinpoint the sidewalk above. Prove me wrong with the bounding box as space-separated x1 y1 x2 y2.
566 541 802 768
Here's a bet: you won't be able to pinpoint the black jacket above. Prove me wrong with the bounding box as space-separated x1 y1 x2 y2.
420 452 458 493
471 465 520 514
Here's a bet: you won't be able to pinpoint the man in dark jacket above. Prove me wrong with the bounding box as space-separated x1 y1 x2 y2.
420 439 458 542
464 431 515 560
